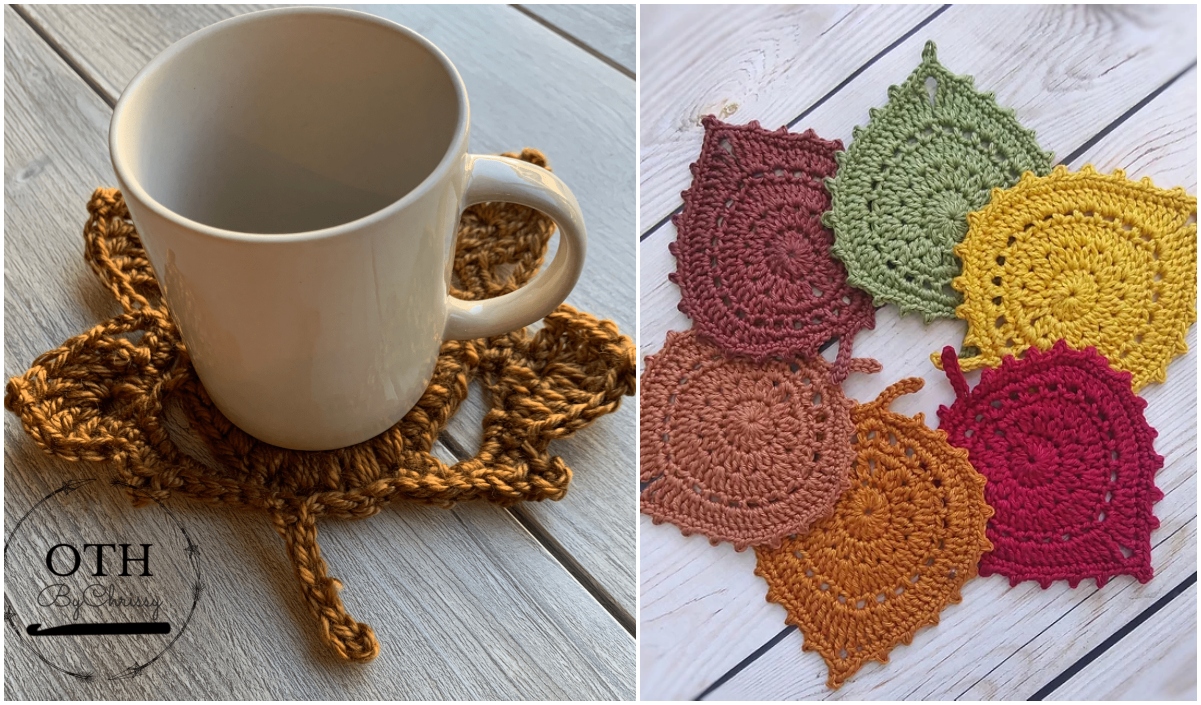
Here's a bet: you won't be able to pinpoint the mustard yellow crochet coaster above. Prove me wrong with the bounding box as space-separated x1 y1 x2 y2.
934 165 1197 390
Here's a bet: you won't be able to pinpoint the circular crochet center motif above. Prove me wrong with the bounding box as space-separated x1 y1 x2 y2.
640 330 861 551
937 342 1164 589
936 165 1198 391
669 116 875 375
754 378 992 690
825 40 1053 322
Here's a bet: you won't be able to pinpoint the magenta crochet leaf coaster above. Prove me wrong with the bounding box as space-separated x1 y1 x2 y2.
640 329 881 551
937 341 1164 588
668 116 876 381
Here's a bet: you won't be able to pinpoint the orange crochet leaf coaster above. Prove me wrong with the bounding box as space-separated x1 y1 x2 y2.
640 329 881 550
754 378 992 689
4 150 636 663
934 165 1197 391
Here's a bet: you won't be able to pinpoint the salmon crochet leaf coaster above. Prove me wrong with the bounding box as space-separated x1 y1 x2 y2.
937 342 1164 588
825 40 1053 322
669 116 876 381
755 378 992 689
4 150 636 663
933 165 1198 391
640 329 881 550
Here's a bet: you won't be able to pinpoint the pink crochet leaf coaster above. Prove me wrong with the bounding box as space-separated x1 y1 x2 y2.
937 341 1164 588
669 116 876 381
640 329 881 551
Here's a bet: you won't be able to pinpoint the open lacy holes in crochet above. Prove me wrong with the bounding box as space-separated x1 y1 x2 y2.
937 342 1163 588
936 165 1197 391
825 40 1053 322
755 378 992 690
640 330 881 550
4 150 636 663
669 116 875 380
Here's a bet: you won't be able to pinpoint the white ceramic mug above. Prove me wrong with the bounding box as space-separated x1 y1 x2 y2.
109 7 586 450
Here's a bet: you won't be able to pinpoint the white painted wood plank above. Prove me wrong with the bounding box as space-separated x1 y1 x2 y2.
19 2 638 617
1046 584 1197 701
640 3 1196 233
520 4 635 74
3 7 632 699
638 10 1197 698
639 3 939 228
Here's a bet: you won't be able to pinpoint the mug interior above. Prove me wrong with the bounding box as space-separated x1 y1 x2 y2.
112 10 463 234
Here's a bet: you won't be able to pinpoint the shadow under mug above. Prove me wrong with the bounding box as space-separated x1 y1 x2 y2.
109 7 587 451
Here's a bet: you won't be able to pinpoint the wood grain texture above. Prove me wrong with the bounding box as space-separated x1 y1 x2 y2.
4 5 633 699
638 5 1197 700
641 4 1198 359
20 1 638 619
639 3 940 228
519 4 635 74
1046 583 1198 701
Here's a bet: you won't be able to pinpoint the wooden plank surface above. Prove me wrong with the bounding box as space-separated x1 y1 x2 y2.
4 4 634 699
1046 582 1198 701
642 3 1198 356
638 4 1197 700
20 1 638 621
519 3 636 75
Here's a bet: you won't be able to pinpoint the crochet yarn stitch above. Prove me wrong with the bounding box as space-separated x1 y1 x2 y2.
669 116 875 380
5 151 636 663
640 329 881 550
825 41 1053 321
937 342 1164 588
755 378 992 689
934 165 1198 391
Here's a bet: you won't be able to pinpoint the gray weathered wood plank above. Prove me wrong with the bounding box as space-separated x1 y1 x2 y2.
519 4 635 75
18 2 638 618
4 6 632 699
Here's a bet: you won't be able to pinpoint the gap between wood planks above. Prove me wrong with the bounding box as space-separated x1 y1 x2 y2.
637 3 952 242
693 520 1197 701
636 21 1199 702
511 4 635 80
11 2 636 640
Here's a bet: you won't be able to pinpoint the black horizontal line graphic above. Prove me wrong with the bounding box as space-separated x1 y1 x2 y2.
26 622 171 636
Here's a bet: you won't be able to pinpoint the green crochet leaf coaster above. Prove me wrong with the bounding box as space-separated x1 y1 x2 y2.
825 40 1053 322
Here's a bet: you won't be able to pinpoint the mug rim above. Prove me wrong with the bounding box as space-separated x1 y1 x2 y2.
108 6 471 244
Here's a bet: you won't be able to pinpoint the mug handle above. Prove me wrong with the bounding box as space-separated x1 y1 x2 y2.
443 154 588 340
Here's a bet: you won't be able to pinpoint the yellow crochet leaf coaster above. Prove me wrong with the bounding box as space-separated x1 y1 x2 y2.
826 40 1053 322
754 378 992 690
935 165 1197 390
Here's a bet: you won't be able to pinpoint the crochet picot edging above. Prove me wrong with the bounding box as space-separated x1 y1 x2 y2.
937 341 1163 588
669 116 876 381
755 378 992 689
935 164 1197 391
825 40 1053 322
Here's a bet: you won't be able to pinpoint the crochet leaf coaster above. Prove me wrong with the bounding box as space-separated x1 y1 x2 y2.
937 342 1164 588
754 378 992 689
4 150 636 663
669 116 876 381
640 329 881 550
826 40 1053 322
933 165 1198 391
